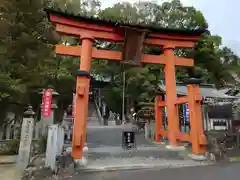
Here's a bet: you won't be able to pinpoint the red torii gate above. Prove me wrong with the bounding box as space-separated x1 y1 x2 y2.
46 9 208 161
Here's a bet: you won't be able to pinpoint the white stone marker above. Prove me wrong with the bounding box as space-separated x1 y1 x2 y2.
0 129 3 140
57 126 64 155
34 122 40 139
45 124 58 170
6 124 11 140
17 106 35 171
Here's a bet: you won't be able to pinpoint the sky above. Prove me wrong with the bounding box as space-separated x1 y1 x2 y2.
99 0 240 55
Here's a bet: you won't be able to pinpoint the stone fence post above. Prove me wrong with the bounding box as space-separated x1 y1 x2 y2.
45 124 65 171
0 127 3 140
17 105 35 171
57 126 64 155
45 124 58 171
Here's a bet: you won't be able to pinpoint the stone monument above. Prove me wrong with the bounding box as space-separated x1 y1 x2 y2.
17 105 35 171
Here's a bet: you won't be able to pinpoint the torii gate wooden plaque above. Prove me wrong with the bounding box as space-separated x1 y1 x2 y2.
46 9 209 161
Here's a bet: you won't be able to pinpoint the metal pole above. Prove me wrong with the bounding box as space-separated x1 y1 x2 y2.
122 71 126 123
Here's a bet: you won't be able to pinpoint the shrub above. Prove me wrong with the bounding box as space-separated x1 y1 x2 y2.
5 139 20 155
38 135 47 153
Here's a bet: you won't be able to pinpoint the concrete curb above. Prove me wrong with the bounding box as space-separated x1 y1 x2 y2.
77 162 212 173
166 145 186 151
0 161 16 165
188 154 208 161
0 155 17 165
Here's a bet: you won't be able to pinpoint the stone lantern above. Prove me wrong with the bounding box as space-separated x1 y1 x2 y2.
39 88 59 108
39 88 59 135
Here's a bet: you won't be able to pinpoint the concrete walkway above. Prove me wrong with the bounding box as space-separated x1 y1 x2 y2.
0 164 21 180
65 104 212 172
85 121 211 171
0 156 20 180
0 155 17 164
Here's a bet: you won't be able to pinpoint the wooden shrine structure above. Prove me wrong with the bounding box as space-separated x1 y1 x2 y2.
46 9 209 160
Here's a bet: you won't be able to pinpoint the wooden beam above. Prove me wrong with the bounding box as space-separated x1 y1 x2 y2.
158 101 166 107
56 45 121 60
176 132 191 142
56 45 194 66
176 57 194 66
159 130 168 137
175 96 188 104
149 33 200 41
56 24 195 48
56 24 123 41
145 38 195 48
157 130 191 142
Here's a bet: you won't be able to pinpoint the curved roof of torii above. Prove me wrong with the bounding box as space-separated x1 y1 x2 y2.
45 8 209 36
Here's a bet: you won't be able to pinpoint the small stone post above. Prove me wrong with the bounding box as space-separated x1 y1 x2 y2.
45 124 58 170
17 105 35 171
13 122 21 139
34 121 41 139
144 120 151 139
6 124 11 140
57 126 64 155
0 127 3 140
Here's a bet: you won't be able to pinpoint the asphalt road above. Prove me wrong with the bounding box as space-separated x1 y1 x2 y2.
71 162 240 180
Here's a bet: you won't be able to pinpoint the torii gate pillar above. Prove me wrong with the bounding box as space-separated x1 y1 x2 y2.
163 44 179 146
72 36 93 160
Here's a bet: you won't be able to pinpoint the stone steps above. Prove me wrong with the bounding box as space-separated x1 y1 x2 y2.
87 146 183 159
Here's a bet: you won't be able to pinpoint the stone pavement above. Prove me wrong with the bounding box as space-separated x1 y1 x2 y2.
0 155 21 180
87 101 101 126
62 104 211 172
70 162 240 180
84 117 211 171
0 164 21 180
0 155 17 164
83 157 210 172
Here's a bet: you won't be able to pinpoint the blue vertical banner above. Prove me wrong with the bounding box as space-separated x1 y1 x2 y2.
162 95 167 117
72 93 76 121
183 104 189 122
162 95 168 132
182 103 190 132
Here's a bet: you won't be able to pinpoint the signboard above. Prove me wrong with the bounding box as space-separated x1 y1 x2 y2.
41 89 53 118
72 93 76 121
122 131 135 149
183 104 190 122
203 97 215 104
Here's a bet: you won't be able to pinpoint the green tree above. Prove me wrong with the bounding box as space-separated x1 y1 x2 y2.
0 0 56 125
97 0 239 113
46 0 240 115
2 0 235 120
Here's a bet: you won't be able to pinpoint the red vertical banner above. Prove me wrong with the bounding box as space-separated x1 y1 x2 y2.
41 89 53 118
72 93 76 121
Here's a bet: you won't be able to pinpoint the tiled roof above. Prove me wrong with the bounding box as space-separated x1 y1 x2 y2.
159 84 236 99
45 8 209 36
